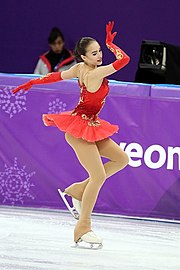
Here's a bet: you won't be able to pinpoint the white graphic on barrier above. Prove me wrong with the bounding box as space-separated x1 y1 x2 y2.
0 86 27 118
120 142 180 170
48 98 67 114
0 157 35 205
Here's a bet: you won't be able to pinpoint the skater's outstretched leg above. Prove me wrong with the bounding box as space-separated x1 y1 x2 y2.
65 133 106 244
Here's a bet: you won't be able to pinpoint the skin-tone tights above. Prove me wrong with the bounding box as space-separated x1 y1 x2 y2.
64 133 129 242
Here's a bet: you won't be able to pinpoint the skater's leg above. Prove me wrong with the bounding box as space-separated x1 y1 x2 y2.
64 179 88 201
65 138 129 201
96 138 129 176
65 133 106 243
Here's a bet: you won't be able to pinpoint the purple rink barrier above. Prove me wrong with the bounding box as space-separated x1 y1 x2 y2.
0 73 180 221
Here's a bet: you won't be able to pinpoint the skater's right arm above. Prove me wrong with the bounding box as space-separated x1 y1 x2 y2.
61 63 81 80
12 63 81 94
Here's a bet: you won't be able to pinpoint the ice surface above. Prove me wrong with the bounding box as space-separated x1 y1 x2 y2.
0 206 180 270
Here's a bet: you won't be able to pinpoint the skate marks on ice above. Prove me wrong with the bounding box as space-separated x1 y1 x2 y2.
0 206 180 270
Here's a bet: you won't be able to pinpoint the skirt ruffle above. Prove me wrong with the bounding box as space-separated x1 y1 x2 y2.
42 111 119 142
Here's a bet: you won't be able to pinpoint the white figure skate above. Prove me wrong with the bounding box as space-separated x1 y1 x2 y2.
74 231 103 249
58 188 81 220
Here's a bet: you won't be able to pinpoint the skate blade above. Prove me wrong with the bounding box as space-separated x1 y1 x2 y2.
71 241 103 250
58 188 79 220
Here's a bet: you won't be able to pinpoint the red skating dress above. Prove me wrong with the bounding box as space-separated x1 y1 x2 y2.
42 78 119 142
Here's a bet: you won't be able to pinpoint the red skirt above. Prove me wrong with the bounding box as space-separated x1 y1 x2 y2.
42 111 119 142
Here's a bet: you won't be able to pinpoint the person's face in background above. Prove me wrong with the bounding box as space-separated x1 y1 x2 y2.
49 36 64 54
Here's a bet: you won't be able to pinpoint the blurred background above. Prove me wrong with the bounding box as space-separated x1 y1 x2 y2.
1 0 180 82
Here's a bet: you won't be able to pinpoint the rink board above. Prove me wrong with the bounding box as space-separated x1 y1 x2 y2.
0 74 180 220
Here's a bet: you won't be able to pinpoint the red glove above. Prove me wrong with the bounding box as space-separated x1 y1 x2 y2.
106 21 130 70
12 72 63 94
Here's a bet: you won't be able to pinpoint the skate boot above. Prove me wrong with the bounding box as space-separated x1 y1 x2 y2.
64 184 83 216
72 197 81 215
74 219 103 249
58 188 81 219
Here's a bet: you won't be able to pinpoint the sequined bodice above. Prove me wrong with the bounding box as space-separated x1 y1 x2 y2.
72 78 109 120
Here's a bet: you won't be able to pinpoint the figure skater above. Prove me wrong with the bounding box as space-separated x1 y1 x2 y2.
12 21 130 248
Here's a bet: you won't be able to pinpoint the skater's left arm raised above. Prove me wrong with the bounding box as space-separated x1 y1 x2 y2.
88 21 130 80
